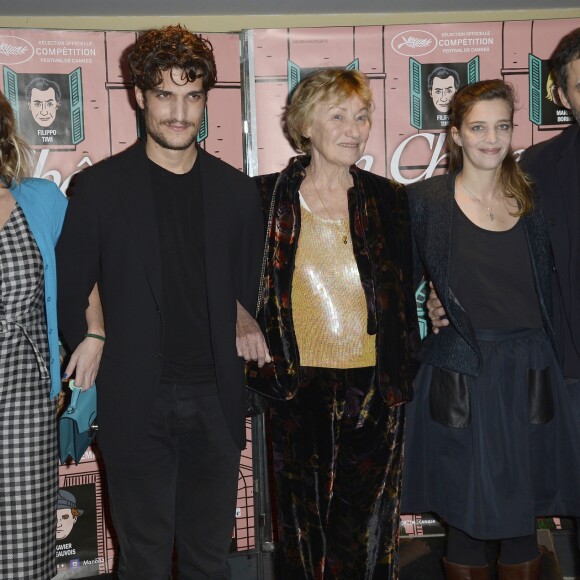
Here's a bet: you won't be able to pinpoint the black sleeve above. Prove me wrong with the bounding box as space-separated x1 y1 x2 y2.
236 178 265 316
56 171 102 351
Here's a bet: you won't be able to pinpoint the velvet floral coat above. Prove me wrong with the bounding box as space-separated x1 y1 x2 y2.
251 156 420 406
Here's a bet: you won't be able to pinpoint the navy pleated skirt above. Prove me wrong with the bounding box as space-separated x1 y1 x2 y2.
402 328 580 540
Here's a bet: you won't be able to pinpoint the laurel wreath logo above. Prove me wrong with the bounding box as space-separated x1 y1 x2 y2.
397 36 433 49
0 42 29 56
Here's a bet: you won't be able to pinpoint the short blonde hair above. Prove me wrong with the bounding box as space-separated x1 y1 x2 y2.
285 68 373 154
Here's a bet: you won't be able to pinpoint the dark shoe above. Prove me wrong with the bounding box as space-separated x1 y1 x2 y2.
497 554 541 579
443 558 489 579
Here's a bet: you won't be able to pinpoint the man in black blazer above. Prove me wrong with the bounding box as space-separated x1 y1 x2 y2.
520 28 580 393
521 29 580 552
57 26 263 579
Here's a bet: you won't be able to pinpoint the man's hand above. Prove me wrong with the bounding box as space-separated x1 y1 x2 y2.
427 281 449 335
236 301 271 367
63 283 104 391
63 336 103 391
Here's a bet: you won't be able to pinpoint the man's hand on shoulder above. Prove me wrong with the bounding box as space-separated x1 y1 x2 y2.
236 301 271 367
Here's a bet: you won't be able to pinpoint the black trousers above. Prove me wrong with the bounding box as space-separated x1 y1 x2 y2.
103 382 241 580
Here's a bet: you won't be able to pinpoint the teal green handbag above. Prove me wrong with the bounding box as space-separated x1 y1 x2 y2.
58 380 97 464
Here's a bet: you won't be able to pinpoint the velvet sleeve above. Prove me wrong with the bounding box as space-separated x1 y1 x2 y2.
393 182 422 377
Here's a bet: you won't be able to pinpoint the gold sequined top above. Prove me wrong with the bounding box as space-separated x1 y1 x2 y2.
291 196 376 369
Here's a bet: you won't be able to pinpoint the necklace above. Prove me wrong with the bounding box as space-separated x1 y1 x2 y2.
310 174 349 244
462 181 496 222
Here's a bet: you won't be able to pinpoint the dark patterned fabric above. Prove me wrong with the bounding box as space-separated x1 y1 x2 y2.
270 367 404 579
0 204 58 579
253 156 420 406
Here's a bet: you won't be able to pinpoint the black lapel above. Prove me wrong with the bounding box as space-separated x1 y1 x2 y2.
115 143 163 310
198 148 226 261
197 148 231 320
557 126 580 288
522 211 553 332
422 173 455 296
421 172 479 353
553 126 580 235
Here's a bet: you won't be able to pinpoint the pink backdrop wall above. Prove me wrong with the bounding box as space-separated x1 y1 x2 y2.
1 16 578 575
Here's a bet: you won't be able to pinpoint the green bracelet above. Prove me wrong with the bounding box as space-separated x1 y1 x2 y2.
85 332 106 342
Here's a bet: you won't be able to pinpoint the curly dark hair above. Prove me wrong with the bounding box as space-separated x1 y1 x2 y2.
128 25 217 92
552 27 580 101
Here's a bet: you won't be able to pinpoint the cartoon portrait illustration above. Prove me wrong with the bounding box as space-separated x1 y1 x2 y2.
545 71 559 105
26 77 61 128
528 54 574 126
409 58 479 130
2 67 85 148
56 489 83 540
55 484 99 573
427 66 460 114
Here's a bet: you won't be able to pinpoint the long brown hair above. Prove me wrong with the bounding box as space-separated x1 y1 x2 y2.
447 79 533 216
0 91 32 186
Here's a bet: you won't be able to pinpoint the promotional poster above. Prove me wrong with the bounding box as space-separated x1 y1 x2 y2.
248 18 580 184
0 16 578 575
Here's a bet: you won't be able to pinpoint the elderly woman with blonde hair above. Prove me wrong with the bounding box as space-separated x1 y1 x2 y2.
249 68 419 579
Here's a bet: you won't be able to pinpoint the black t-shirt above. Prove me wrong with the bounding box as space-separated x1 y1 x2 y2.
450 202 542 331
150 157 215 383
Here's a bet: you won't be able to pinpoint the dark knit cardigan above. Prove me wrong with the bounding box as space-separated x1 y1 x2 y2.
253 156 420 406
408 172 556 376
